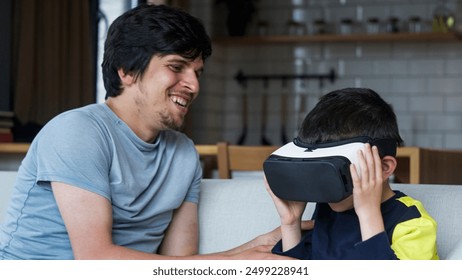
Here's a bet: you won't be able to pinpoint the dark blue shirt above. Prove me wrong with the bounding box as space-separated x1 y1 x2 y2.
272 191 438 260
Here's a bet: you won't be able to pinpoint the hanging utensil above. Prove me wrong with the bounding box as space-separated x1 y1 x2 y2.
237 89 248 145
260 79 271 145
280 79 289 145
296 80 308 132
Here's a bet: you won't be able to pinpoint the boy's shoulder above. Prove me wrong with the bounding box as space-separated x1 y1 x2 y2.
384 190 435 225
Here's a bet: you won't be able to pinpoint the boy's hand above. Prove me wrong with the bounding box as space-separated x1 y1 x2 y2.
264 177 309 251
264 177 307 226
350 144 385 241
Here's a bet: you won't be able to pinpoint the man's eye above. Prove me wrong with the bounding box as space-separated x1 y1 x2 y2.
169 65 182 72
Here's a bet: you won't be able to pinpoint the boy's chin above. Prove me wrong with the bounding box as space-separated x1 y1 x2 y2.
328 195 354 212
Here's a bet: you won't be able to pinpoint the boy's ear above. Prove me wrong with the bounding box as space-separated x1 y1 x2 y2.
381 156 397 180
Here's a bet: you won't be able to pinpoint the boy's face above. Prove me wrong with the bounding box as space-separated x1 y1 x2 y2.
328 195 354 212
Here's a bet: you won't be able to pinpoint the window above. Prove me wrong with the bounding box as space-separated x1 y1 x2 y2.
96 0 139 103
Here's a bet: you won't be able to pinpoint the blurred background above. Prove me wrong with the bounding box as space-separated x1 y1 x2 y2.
1 0 462 150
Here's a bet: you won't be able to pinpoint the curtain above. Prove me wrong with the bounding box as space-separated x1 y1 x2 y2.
13 0 95 128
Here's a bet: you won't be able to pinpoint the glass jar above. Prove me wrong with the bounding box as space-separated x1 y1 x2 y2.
286 20 305 36
432 0 455 32
256 20 269 36
366 17 380 34
408 16 422 33
313 19 327 34
339 18 353 35
386 17 400 33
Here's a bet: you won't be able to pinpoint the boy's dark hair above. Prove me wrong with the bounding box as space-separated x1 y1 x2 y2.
298 88 403 147
102 4 212 98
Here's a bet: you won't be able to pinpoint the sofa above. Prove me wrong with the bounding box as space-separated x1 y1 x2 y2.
1 171 461 259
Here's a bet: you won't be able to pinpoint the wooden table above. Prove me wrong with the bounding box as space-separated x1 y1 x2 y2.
0 143 30 154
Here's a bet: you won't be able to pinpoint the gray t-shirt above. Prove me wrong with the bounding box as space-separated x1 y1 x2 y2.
0 103 202 259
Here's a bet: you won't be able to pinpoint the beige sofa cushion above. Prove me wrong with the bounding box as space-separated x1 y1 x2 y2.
199 179 462 260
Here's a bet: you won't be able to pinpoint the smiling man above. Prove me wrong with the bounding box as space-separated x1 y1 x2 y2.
0 4 290 260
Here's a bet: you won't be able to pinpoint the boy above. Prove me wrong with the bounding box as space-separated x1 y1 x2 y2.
265 88 438 259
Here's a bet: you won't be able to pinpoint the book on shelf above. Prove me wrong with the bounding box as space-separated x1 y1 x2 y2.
0 111 14 118
0 127 13 142
0 111 14 129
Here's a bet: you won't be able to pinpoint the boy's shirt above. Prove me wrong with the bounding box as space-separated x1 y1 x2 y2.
272 191 439 260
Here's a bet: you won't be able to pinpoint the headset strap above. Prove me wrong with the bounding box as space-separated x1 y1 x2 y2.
293 136 398 157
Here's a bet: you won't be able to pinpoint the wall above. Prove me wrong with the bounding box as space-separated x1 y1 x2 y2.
188 0 462 149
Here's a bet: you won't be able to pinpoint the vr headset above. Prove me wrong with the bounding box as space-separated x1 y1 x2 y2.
263 136 397 203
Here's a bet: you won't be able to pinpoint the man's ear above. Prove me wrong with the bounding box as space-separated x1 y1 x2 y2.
381 156 397 180
117 68 135 86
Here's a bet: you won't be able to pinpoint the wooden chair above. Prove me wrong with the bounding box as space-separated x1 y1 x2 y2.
195 144 218 178
216 142 280 179
395 146 462 184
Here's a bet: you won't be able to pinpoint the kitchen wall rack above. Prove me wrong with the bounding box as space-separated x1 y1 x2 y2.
234 68 337 88
213 32 461 45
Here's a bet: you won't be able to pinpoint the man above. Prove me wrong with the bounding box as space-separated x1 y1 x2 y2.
0 4 292 260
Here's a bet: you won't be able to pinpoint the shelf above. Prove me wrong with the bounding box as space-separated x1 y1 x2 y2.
213 32 461 45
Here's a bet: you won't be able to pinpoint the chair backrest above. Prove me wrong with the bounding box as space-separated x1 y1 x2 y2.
217 142 279 179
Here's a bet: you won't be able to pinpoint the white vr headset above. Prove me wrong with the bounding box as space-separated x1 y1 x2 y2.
263 136 397 203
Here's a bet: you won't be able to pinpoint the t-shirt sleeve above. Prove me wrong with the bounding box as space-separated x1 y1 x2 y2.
34 111 113 200
354 231 398 259
272 230 314 260
182 141 202 204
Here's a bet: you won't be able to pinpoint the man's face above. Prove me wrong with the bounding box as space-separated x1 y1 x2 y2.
134 54 204 131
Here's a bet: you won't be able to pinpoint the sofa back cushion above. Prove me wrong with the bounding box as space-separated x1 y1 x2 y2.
198 178 315 254
199 179 462 260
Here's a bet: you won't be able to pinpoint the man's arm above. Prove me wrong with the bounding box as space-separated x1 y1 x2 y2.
52 182 173 259
52 182 293 260
158 201 199 256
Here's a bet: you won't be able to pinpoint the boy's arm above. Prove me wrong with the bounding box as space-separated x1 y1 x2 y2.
389 202 438 260
351 145 437 260
264 177 307 251
354 212 438 260
350 145 386 241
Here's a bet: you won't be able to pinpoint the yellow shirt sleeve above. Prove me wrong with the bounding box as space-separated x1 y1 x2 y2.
391 196 439 260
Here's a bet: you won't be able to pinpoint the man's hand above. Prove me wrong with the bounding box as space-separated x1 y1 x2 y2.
226 245 294 260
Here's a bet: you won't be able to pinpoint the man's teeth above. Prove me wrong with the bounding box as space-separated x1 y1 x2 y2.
171 96 187 107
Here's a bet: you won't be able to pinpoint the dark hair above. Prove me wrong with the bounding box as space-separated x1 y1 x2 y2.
102 4 212 98
298 88 403 146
